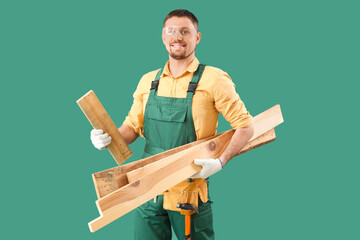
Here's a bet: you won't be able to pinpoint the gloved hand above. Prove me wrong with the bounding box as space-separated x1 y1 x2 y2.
90 129 112 150
190 158 223 179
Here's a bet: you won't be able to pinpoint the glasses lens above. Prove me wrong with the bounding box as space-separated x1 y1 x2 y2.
165 27 176 35
163 27 196 37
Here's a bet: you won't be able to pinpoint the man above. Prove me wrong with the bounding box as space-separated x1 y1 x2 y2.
90 9 254 240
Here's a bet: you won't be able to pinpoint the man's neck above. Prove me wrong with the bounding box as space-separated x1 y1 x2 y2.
168 55 195 78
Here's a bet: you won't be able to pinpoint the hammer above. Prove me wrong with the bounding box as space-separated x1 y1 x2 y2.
177 203 199 240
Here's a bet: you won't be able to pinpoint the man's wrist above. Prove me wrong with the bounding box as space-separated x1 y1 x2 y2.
217 158 223 169
219 154 230 167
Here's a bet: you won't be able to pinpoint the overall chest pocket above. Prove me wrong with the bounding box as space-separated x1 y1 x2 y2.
143 101 194 151
147 105 187 123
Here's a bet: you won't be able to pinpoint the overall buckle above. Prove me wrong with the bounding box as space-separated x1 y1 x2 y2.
187 82 198 93
150 80 159 90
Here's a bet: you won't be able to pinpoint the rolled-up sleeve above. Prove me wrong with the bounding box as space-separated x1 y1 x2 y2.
123 76 148 137
213 71 253 128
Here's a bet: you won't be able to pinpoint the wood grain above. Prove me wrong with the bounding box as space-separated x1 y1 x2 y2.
127 128 276 184
91 104 283 199
91 132 223 198
77 90 132 165
250 104 283 141
88 128 276 232
87 104 284 232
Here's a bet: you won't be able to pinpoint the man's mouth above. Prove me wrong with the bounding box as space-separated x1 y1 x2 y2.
171 43 186 50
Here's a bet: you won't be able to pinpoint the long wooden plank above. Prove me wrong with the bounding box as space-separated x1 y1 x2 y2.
88 128 276 232
91 104 283 199
77 90 132 165
98 130 234 212
127 127 274 184
90 130 234 232
126 105 283 184
92 132 224 198
90 163 201 232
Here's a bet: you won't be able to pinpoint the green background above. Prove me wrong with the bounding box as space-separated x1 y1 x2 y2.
1 0 359 239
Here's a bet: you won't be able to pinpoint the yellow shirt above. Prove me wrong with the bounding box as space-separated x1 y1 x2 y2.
123 58 252 140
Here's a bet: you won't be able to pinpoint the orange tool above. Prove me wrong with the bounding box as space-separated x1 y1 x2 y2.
177 203 199 240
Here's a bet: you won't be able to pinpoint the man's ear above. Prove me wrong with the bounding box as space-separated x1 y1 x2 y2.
196 32 202 45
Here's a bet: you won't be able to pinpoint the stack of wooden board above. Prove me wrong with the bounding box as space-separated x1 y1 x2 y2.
81 103 284 232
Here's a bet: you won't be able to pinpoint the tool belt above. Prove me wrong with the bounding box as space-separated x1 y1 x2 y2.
163 178 208 212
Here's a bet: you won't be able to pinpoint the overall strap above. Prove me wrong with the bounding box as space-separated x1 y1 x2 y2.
150 68 163 96
186 64 206 99
149 64 206 97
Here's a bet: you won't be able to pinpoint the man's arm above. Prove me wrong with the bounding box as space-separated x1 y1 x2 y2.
219 125 254 167
118 125 139 145
191 69 254 179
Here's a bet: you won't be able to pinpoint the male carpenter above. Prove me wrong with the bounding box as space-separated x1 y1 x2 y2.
90 9 254 240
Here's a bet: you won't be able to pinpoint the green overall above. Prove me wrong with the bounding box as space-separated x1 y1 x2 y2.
134 64 215 240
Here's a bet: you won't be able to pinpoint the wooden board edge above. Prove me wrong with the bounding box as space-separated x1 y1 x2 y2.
92 173 101 199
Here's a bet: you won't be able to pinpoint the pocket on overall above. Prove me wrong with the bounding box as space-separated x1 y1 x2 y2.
147 105 187 122
193 204 214 232
146 105 189 149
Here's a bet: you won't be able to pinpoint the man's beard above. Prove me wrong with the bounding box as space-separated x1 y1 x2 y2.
168 46 196 60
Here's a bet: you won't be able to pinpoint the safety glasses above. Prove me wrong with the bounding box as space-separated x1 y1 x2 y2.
162 26 197 38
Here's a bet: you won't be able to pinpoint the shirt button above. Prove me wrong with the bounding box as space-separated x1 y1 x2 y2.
171 92 174 96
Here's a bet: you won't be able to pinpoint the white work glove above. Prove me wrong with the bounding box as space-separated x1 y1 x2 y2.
190 158 223 179
90 129 112 150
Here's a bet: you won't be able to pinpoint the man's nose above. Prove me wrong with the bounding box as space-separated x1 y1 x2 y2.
174 30 183 40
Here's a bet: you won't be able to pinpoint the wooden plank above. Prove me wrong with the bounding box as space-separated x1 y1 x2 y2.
127 128 275 184
88 129 276 232
77 90 132 165
90 163 201 232
91 104 283 199
98 130 234 211
92 133 223 198
239 128 276 154
126 105 283 184
250 104 283 141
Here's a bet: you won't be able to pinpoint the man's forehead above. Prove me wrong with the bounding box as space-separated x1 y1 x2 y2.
164 16 195 28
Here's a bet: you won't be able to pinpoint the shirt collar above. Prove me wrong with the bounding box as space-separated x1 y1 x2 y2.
162 57 200 78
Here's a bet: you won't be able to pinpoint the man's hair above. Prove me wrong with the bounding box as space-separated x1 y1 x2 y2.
163 9 199 31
